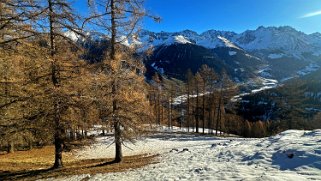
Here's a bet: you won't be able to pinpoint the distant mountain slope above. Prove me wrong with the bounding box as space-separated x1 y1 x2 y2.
145 44 263 81
138 26 321 57
140 26 321 82
74 26 321 83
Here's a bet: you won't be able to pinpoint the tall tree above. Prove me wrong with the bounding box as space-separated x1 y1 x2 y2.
215 71 237 136
185 69 194 132
1 0 90 169
198 65 218 134
86 0 158 163
194 72 203 133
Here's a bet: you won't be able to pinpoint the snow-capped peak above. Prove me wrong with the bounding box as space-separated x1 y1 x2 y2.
76 26 321 59
217 35 242 50
64 30 79 41
171 35 192 44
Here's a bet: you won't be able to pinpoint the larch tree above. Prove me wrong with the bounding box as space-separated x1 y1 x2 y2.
198 65 218 134
215 71 237 136
0 1 52 153
185 69 194 132
2 0 92 169
85 0 159 163
194 72 203 133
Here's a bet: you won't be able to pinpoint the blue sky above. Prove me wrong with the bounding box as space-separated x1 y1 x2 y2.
74 0 321 34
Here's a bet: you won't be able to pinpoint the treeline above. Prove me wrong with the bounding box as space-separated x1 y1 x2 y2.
0 0 159 168
148 64 318 138
148 65 248 136
239 79 321 132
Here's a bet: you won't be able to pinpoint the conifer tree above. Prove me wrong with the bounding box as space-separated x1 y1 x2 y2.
86 0 159 162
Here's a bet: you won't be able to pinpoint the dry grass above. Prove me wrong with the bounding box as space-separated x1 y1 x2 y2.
0 146 159 181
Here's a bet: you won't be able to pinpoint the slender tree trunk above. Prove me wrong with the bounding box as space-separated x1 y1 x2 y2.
7 141 14 153
202 83 205 134
219 106 222 136
215 105 219 136
153 92 157 125
113 81 122 162
208 106 211 134
109 0 122 163
110 0 116 60
187 84 190 132
81 128 84 138
53 101 64 169
114 119 122 162
161 102 163 124
169 98 172 129
53 133 64 168
215 89 223 136
28 140 33 150
212 101 216 134
167 96 170 128
196 84 199 133
85 128 88 138
70 129 75 140
157 93 160 125
48 0 64 169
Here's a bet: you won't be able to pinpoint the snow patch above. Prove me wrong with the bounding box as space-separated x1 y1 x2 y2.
297 64 320 76
174 35 192 44
229 51 237 56
268 53 284 59
217 36 242 50
64 31 79 41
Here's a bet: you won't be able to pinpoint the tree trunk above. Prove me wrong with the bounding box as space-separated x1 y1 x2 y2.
112 83 122 162
112 79 122 162
53 100 64 169
7 141 14 153
114 120 122 162
161 103 163 125
208 107 211 134
219 106 222 136
28 140 33 150
53 135 64 169
215 105 219 136
157 93 160 125
215 87 223 136
167 99 172 129
81 128 84 137
110 0 116 60
196 84 199 133
202 83 205 134
48 0 64 169
70 129 75 140
187 84 190 132
110 0 122 163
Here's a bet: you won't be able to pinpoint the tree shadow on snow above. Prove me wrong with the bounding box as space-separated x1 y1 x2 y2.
0 168 53 181
148 132 218 142
271 150 321 170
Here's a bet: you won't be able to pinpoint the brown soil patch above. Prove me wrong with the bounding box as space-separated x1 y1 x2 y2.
0 146 159 181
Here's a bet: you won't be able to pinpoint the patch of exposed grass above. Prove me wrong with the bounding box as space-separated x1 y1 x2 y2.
0 146 158 181
0 146 74 171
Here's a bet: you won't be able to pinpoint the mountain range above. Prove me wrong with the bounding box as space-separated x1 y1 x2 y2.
69 26 321 84
136 26 321 83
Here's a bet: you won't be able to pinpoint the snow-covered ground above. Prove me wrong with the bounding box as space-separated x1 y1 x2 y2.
49 129 321 181
297 63 320 76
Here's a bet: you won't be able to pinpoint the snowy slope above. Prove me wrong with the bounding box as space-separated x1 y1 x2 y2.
46 129 321 181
